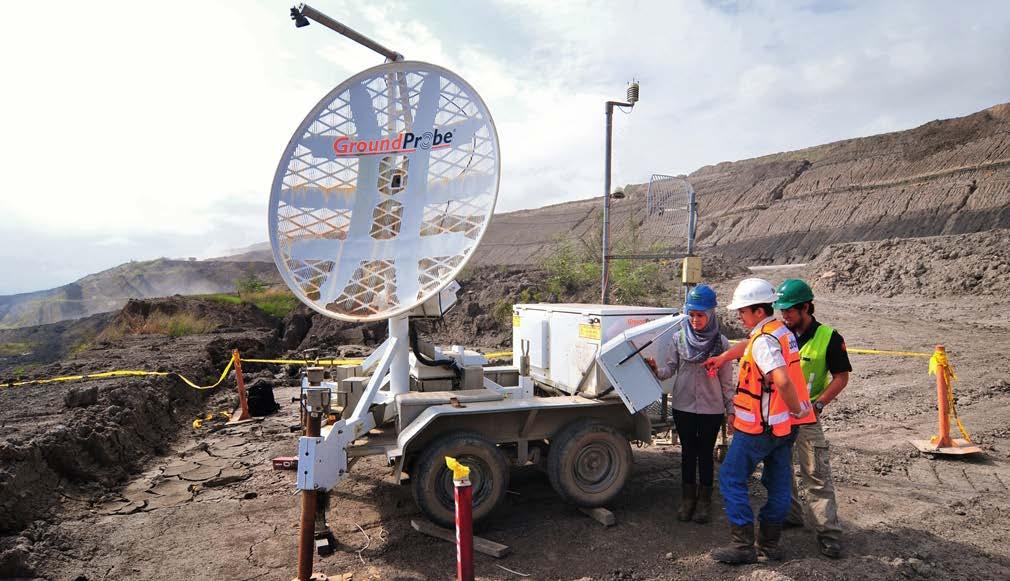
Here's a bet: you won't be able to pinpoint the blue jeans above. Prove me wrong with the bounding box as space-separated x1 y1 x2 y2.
718 429 797 527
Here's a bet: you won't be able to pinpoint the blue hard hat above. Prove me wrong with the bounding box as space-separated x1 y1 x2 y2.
685 284 717 312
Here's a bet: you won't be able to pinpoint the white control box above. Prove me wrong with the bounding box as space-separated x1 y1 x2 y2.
512 304 677 397
598 314 687 413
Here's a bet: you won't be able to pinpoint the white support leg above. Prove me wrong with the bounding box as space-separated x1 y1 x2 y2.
388 315 410 396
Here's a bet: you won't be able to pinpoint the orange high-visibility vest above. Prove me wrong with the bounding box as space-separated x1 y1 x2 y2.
732 319 815 436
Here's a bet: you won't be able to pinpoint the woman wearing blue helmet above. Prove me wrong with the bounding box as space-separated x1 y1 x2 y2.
646 284 735 524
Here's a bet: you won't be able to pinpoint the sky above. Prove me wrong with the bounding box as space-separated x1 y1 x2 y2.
1 0 1009 294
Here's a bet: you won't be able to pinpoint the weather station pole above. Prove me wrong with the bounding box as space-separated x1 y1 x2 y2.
601 81 639 304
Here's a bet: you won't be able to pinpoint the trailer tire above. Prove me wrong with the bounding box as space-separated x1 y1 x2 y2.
412 431 509 529
547 420 632 507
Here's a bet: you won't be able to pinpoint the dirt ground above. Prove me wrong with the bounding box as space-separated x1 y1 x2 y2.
3 262 1010 580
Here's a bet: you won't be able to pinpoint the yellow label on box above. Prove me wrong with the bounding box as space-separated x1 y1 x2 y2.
512 315 520 327
682 256 702 284
579 323 602 341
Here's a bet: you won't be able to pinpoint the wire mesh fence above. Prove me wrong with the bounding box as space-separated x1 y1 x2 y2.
643 174 696 254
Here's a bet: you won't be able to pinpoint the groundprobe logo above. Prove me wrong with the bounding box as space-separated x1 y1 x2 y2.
333 128 454 157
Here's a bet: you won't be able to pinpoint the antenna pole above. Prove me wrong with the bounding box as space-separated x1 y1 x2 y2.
292 4 404 62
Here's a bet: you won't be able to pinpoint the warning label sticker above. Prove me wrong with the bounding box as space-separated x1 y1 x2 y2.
579 323 602 341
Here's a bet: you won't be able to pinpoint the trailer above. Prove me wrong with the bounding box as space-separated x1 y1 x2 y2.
297 302 684 527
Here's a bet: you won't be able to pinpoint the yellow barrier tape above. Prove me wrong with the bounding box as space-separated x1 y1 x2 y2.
928 349 972 443
483 351 513 360
848 347 931 357
7 370 171 387
728 339 931 357
172 354 237 391
239 358 364 366
6 354 236 391
0 343 938 392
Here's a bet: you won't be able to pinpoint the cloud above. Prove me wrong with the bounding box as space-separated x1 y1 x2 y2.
1 0 1009 293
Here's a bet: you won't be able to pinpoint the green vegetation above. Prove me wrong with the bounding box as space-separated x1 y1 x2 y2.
543 240 601 297
232 272 299 317
204 287 300 319
203 293 242 306
517 288 544 304
539 212 665 304
245 288 300 318
0 342 32 357
235 271 269 295
68 340 93 358
99 312 219 340
8 363 40 379
491 299 513 327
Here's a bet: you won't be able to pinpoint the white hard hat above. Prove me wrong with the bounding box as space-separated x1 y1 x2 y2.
726 278 777 310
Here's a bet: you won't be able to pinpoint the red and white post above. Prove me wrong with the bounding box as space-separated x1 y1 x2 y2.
446 457 474 581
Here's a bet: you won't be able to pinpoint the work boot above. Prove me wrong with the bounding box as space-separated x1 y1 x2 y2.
678 483 697 522
757 521 784 561
711 524 758 564
784 514 805 528
818 537 842 559
693 486 713 523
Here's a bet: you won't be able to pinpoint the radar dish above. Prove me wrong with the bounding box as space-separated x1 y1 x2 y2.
269 61 500 322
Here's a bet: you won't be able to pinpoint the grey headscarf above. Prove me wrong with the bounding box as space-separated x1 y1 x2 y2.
677 308 724 363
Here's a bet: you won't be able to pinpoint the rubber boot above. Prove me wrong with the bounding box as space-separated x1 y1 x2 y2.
818 537 842 559
711 524 758 564
678 483 697 522
693 486 712 523
757 521 784 561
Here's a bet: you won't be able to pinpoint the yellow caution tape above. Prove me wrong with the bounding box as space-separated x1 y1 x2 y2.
239 358 364 366
171 353 237 391
0 343 938 392
483 351 513 360
848 347 931 357
728 339 931 358
7 370 171 387
929 349 972 443
5 353 237 391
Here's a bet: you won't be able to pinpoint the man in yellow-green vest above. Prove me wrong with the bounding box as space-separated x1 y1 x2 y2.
773 279 850 558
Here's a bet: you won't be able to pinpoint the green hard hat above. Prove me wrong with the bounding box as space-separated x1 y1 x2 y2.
773 278 814 310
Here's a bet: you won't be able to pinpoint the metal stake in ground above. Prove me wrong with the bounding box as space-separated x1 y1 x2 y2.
295 386 332 581
227 350 252 424
446 456 474 581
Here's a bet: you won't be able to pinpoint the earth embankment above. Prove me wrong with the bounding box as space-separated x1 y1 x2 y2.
476 102 1010 266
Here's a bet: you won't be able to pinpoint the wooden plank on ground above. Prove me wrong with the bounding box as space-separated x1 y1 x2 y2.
410 518 511 558
579 507 616 527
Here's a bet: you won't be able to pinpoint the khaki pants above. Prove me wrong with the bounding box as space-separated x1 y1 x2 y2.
789 421 842 541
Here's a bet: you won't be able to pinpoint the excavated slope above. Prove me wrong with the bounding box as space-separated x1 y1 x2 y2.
475 102 1010 266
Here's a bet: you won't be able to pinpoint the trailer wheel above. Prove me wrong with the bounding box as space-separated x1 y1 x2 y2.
412 431 509 528
547 420 632 507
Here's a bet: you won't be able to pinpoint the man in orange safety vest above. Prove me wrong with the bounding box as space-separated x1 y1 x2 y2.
707 278 813 564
